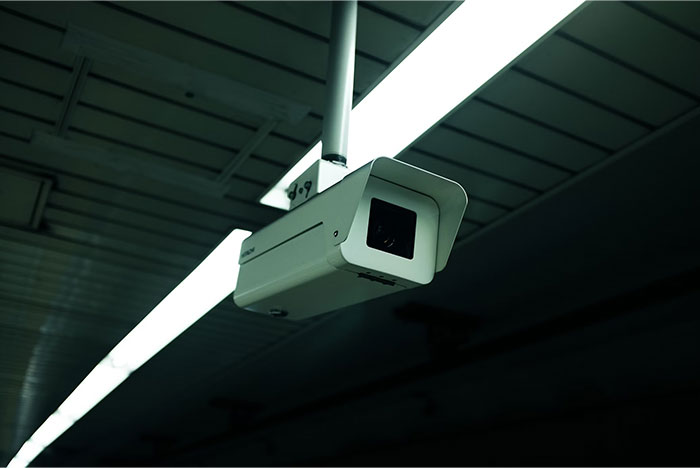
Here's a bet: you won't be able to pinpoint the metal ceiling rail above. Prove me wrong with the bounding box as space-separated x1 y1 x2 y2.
215 120 278 194
61 24 310 124
54 55 91 136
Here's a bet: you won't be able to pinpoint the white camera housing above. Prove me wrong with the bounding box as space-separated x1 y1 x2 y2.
234 157 467 320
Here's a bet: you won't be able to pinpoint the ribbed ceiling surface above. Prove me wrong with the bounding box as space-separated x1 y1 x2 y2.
0 2 454 463
1 1 699 465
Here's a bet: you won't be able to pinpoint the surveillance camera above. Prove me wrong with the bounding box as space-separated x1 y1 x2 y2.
234 157 467 320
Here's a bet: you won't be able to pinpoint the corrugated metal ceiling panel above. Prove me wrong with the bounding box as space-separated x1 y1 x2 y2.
1 1 699 465
0 2 457 462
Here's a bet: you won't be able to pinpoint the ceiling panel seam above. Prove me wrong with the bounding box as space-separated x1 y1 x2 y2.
458 194 512 213
0 262 177 300
0 289 158 317
44 203 219 249
0 76 63 101
624 2 700 44
410 147 544 195
461 217 486 229
0 41 317 152
60 128 279 189
439 123 576 175
63 127 272 189
99 2 327 87
472 96 614 154
18 229 193 273
510 66 655 131
555 31 700 103
0 151 273 226
50 190 235 235
65 127 227 174
0 239 186 289
75 101 287 170
0 261 178 297
0 291 159 326
358 2 429 31
3 2 338 95
0 29 315 147
87 72 315 147
45 220 207 267
0 4 62 33
0 229 189 278
0 131 30 144
222 2 391 67
54 188 266 232
0 315 282 349
0 43 72 72
0 277 165 308
0 270 161 303
0 323 130 346
0 106 53 127
0 254 181 292
0 4 328 128
455 103 700 250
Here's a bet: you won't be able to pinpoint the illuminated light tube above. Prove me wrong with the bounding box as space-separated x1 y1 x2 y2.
7 229 252 468
260 0 585 210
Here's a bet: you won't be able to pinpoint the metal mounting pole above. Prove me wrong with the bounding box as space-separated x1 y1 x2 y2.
321 0 357 167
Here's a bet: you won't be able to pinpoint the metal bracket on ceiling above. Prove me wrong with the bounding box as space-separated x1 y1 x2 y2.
215 119 278 196
60 24 311 124
55 55 92 136
278 1 357 209
55 24 314 193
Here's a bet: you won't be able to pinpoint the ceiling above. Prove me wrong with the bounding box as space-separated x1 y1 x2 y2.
1 1 700 466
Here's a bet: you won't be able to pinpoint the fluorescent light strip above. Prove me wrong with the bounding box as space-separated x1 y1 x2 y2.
7 229 252 468
260 0 584 210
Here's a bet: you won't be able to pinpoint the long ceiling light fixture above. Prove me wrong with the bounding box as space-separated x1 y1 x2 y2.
8 229 252 468
9 2 586 465
260 0 585 210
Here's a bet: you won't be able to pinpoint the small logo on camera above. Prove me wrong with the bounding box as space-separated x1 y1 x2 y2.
240 247 255 259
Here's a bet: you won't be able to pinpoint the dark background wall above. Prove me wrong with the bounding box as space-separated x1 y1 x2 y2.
150 99 700 468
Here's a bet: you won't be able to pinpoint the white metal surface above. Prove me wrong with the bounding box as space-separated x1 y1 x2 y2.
287 159 349 210
321 0 357 163
233 157 466 319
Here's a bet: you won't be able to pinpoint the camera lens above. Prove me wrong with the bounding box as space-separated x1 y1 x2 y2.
366 198 416 260
373 224 395 249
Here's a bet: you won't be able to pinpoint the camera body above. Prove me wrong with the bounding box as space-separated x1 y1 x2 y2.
233 157 467 320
